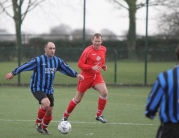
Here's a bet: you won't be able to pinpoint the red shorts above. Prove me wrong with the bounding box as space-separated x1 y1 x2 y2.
77 73 105 93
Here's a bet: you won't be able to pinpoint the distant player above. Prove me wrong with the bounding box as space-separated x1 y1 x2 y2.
5 42 84 135
145 45 179 138
61 33 108 123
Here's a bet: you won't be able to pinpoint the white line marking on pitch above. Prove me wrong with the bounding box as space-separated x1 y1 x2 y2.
0 119 158 126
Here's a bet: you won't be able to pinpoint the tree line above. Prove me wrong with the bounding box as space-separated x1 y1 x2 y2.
1 0 179 53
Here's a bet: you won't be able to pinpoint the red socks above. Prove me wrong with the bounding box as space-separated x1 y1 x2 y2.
63 98 77 118
96 96 107 117
36 106 46 123
63 96 107 118
42 115 53 129
35 106 52 129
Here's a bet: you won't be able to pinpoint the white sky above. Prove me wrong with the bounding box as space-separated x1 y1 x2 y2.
0 0 163 35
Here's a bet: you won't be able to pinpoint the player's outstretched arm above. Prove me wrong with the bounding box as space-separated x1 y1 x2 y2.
5 72 14 80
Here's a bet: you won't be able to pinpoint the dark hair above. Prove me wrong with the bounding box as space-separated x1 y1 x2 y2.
175 45 179 61
93 33 102 39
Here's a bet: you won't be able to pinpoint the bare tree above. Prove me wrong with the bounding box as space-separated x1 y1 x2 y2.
159 12 179 37
107 0 168 55
0 0 45 47
158 0 179 37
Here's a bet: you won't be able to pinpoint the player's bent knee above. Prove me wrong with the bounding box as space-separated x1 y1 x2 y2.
100 91 108 98
41 98 51 109
100 91 108 97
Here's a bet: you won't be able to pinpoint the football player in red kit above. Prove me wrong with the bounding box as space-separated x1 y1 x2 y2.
61 33 108 123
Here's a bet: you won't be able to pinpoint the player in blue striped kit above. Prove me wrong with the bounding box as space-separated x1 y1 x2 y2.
5 42 84 135
145 46 179 138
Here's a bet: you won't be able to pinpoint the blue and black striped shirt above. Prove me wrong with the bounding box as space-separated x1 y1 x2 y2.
145 66 179 123
12 55 78 94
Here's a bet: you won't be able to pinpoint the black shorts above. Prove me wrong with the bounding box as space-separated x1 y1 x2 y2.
156 123 179 138
33 91 54 107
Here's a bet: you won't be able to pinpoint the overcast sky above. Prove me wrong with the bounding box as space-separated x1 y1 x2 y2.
0 0 163 35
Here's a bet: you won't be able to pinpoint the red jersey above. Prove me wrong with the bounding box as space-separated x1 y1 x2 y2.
78 45 106 75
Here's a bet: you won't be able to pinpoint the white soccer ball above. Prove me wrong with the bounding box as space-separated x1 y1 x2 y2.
58 121 72 134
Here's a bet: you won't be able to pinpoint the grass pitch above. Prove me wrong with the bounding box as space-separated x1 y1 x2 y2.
0 86 160 138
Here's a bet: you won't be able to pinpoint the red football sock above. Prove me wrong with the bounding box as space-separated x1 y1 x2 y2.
96 96 107 117
42 115 53 129
36 106 46 123
63 98 77 118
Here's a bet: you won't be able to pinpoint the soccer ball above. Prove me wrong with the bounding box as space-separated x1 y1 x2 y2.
58 121 72 134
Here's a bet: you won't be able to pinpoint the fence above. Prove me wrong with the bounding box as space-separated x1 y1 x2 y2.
0 47 175 86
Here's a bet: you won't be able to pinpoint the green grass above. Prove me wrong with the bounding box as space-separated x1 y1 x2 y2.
0 61 174 85
0 86 160 138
